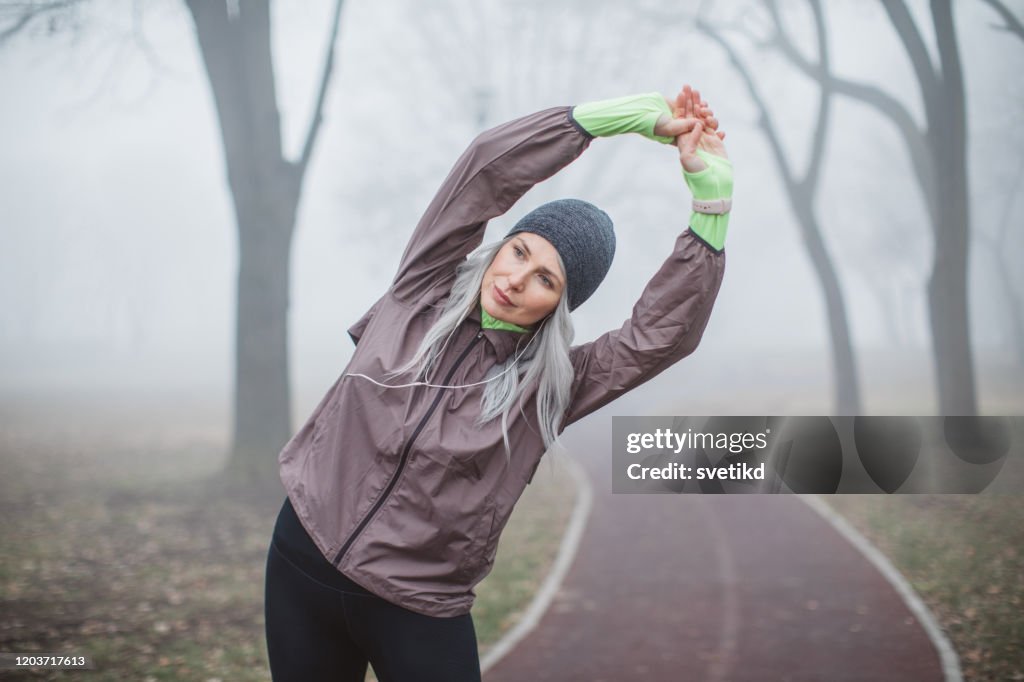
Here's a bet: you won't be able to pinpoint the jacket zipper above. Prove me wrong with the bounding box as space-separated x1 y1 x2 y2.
332 329 484 567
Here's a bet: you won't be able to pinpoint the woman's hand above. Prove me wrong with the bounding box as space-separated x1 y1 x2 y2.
675 121 728 172
653 83 727 141
680 129 728 172
673 85 729 172
674 84 726 140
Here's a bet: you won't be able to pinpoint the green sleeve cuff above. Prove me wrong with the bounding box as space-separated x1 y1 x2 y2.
683 149 733 251
571 92 674 144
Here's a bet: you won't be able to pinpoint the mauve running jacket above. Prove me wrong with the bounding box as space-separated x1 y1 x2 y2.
277 105 726 617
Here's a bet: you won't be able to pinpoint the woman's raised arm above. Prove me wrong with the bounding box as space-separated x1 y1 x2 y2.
389 87 723 304
562 86 733 426
389 107 592 303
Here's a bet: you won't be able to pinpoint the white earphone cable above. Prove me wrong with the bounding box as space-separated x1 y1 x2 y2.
343 317 547 390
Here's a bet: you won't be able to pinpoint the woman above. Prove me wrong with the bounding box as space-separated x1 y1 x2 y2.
265 84 732 681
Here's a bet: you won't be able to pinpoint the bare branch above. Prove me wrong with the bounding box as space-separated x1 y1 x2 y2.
700 7 862 411
0 8 35 43
770 11 920 137
0 0 81 46
129 0 179 78
978 0 1024 42
696 17 797 194
297 0 345 176
765 14 935 217
879 0 939 106
764 0 806 64
931 0 966 142
803 0 830 194
762 0 831 196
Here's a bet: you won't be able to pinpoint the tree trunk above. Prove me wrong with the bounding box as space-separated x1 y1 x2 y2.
928 159 977 414
926 0 978 415
758 0 982 415
229 166 301 485
185 0 302 487
795 204 861 414
697 2 862 415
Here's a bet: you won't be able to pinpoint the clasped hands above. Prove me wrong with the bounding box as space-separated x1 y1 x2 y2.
652 84 728 173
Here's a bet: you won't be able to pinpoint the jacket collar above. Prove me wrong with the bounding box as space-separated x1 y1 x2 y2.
466 305 535 365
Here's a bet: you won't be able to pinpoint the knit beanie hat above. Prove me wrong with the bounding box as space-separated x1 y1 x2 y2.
505 198 615 311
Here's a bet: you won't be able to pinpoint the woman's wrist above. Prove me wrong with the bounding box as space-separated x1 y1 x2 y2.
571 92 675 144
684 150 733 251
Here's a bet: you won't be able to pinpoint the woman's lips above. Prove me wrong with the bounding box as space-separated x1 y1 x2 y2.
493 284 515 307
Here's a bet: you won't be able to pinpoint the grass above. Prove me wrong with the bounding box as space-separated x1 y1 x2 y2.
5 362 1022 681
822 495 1024 681
475 455 576 652
0 393 576 681
657 355 1024 681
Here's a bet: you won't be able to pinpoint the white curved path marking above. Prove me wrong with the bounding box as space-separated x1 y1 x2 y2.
480 462 962 682
480 454 593 674
798 494 963 682
692 497 740 681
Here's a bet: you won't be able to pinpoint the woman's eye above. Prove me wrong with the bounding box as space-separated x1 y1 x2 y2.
540 275 552 288
513 246 524 258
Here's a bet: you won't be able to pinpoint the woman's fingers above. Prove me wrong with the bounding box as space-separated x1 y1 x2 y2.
673 84 722 140
678 121 708 172
660 116 702 139
693 90 719 130
677 119 703 153
697 130 729 159
655 114 702 138
674 90 687 118
688 120 704 145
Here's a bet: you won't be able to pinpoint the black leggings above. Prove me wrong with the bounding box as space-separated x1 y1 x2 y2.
264 497 482 682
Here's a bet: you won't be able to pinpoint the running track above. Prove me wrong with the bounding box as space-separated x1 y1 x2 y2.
483 414 948 681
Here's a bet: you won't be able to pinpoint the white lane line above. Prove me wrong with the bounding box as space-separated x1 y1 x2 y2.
797 494 963 682
692 497 740 681
480 453 594 673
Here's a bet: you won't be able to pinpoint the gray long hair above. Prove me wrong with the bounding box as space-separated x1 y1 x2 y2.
391 236 575 455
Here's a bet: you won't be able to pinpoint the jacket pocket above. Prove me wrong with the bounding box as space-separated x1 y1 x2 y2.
310 395 341 453
454 501 498 583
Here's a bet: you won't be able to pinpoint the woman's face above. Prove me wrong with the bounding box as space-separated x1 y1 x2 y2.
481 233 565 328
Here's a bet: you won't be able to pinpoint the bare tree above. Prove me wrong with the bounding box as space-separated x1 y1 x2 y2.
761 0 979 414
184 1 345 490
3 0 347 490
414 0 657 195
978 0 1024 41
698 0 862 414
0 1 84 45
973 0 1024 366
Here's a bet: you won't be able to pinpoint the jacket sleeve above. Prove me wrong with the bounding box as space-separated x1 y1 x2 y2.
390 106 593 302
561 229 725 428
346 294 386 346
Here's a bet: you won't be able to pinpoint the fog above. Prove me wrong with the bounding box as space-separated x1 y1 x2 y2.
1 0 1022 420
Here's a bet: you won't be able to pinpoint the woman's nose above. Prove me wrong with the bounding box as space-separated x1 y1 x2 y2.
508 269 526 289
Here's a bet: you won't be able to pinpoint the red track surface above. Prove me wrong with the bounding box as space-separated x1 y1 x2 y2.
484 420 947 682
